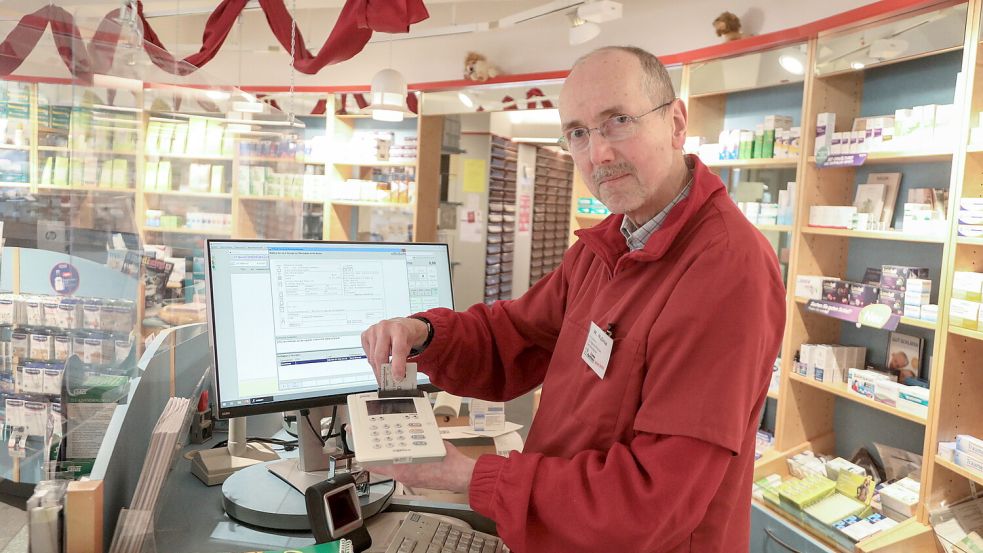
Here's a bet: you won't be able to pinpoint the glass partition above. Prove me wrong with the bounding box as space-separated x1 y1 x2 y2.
688 43 808 97
815 2 967 76
0 5 307 494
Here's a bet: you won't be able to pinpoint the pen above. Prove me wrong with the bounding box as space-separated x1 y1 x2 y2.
606 323 616 338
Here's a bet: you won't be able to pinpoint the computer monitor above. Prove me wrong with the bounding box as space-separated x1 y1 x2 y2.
205 239 455 420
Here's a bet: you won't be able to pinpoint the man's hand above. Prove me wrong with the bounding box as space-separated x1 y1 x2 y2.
361 317 430 384
369 442 477 494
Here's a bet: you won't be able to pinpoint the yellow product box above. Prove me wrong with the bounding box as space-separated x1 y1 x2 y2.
950 299 981 330
953 271 983 302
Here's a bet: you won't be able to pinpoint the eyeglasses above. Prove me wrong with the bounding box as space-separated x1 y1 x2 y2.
558 99 676 153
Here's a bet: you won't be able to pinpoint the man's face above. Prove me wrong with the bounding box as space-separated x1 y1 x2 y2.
559 51 685 222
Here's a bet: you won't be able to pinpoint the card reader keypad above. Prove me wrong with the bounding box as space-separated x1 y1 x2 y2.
368 415 432 451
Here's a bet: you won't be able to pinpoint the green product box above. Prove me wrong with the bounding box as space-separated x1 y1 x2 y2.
577 206 591 214
51 106 72 130
7 102 29 121
763 129 775 159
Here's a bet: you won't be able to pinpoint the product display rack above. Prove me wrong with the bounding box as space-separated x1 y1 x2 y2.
529 147 573 285
484 135 517 305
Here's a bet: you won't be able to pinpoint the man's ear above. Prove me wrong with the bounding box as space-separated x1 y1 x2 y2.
670 99 688 150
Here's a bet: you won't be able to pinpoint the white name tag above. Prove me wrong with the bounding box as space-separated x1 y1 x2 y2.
582 322 613 379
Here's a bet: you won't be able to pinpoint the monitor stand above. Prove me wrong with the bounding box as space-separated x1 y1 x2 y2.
190 417 279 486
221 405 393 531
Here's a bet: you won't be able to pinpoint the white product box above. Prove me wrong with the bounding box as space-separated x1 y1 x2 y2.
954 449 983 475
953 271 983 302
902 305 921 319
897 385 929 419
826 457 866 481
938 441 956 461
816 113 836 157
880 479 920 518
873 379 900 407
958 224 983 238
921 304 939 323
906 279 932 295
950 299 981 330
809 206 858 228
470 399 506 431
959 211 983 225
903 290 930 307
795 275 833 300
790 127 801 158
848 368 891 399
960 198 983 211
956 434 983 458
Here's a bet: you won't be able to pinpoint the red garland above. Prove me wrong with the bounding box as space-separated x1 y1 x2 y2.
0 0 429 78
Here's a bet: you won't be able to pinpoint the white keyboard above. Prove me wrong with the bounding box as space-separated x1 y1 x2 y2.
384 511 509 553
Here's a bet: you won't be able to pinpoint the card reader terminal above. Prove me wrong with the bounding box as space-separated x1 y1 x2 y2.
347 391 447 467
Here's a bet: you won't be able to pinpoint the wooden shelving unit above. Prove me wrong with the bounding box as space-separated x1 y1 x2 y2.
800 227 947 244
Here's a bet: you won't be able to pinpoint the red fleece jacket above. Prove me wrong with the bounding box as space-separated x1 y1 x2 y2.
412 156 786 552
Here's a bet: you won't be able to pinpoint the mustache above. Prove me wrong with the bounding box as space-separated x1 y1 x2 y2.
592 162 636 186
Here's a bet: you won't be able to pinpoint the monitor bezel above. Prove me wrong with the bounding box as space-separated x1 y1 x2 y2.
205 238 451 420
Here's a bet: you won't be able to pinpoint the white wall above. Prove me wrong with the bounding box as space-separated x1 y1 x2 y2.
23 0 870 87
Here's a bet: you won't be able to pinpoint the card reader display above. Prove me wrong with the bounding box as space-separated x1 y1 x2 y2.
347 392 446 466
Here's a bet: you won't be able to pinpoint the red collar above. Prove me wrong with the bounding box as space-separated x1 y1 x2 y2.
574 155 725 270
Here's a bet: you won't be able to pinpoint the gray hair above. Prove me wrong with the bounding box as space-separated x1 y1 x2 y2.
573 46 676 104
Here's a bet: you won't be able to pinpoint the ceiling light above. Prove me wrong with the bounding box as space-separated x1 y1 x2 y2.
207 90 231 101
850 61 866 70
368 68 410 122
577 0 623 23
568 12 600 46
458 92 475 109
778 54 805 75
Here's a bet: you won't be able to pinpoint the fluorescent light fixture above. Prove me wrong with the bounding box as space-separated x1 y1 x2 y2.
207 90 231 101
458 92 475 109
850 61 866 70
508 108 561 125
225 123 252 133
371 109 405 122
778 54 805 75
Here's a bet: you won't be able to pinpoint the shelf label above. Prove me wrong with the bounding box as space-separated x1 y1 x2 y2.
805 300 899 330
816 153 867 168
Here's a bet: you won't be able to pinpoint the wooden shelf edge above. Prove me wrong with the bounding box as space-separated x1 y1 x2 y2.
855 517 935 553
948 325 983 341
767 389 780 400
935 455 983 487
788 373 926 425
801 227 946 244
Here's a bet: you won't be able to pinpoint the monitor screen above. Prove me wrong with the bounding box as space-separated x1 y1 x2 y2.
206 240 454 419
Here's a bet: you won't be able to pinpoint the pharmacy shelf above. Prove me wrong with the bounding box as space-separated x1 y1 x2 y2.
934 455 983 486
801 227 946 244
948 325 983 341
788 372 927 425
756 224 793 233
333 160 417 168
328 200 413 209
956 236 983 246
146 152 233 161
965 143 983 154
141 226 231 236
0 182 31 188
704 157 799 169
807 150 953 165
0 144 29 151
793 297 936 331
144 190 232 199
239 195 305 203
37 185 135 194
38 146 138 156
239 156 302 164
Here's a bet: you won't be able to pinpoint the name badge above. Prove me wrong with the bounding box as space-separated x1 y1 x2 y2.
582 321 613 379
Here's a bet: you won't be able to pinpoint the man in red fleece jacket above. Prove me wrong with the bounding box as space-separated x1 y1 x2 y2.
362 46 786 553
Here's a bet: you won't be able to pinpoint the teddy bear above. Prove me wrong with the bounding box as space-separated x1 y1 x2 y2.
464 52 500 82
713 11 743 42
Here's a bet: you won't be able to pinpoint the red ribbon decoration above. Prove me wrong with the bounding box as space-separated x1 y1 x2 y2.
0 0 429 78
526 87 554 109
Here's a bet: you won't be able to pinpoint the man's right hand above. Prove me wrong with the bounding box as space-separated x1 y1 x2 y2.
360 317 430 385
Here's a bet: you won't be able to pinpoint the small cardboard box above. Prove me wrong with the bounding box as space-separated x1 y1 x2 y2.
823 280 851 304
849 283 880 307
